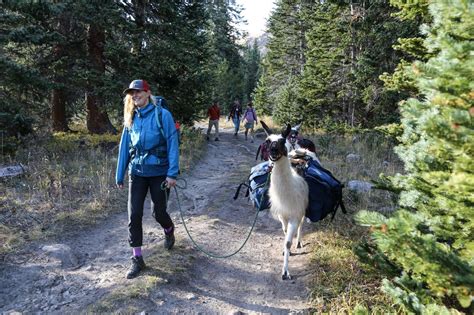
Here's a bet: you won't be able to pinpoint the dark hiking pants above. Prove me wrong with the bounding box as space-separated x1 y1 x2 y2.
128 174 173 247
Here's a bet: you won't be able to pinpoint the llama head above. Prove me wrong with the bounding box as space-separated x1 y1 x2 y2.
261 121 292 161
288 123 302 145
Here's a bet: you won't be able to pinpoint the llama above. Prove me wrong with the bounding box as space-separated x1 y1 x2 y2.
286 123 302 152
257 123 317 162
261 121 309 280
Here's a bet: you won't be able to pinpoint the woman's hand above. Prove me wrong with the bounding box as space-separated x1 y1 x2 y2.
117 183 124 189
166 177 177 188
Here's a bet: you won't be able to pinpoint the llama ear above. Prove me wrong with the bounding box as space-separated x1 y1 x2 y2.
294 123 302 131
282 124 291 138
260 121 272 136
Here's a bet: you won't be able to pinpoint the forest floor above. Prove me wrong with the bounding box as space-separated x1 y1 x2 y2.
0 122 321 314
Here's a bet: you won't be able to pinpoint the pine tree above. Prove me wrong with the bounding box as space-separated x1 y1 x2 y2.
350 0 422 127
1 1 79 132
243 39 261 104
1 0 259 138
272 76 305 126
253 68 273 116
255 0 315 122
379 0 432 111
301 1 351 128
206 0 247 110
356 0 474 312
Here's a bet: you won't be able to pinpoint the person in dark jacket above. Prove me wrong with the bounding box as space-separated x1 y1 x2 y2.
116 79 179 279
206 100 220 141
228 99 242 137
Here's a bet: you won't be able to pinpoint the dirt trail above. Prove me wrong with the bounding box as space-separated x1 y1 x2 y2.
0 124 317 314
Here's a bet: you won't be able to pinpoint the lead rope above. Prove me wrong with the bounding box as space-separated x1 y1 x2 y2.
161 174 271 259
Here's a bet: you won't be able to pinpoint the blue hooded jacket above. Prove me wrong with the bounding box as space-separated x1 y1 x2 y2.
115 102 179 185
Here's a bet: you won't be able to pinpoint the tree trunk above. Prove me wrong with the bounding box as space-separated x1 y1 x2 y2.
51 11 69 132
349 0 356 127
85 23 116 134
132 0 146 55
51 89 68 131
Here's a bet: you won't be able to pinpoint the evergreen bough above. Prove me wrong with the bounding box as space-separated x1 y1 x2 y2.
356 0 474 313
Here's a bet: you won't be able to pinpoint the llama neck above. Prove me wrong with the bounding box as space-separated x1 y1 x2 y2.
271 157 293 182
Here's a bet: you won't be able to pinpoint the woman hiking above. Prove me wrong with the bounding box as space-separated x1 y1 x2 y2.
243 102 258 142
116 79 180 279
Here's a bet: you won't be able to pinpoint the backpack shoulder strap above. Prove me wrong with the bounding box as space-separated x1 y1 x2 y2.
154 99 165 138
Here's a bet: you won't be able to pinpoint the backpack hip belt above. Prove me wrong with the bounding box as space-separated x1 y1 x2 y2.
130 146 168 165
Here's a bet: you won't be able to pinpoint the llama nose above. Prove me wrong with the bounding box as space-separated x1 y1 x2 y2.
270 147 279 155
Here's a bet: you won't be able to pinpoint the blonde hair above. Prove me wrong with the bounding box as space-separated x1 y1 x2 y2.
123 93 156 128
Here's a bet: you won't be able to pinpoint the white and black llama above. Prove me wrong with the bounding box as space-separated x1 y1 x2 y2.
261 121 309 280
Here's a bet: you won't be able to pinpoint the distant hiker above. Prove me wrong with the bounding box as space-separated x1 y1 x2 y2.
228 99 242 137
207 100 221 141
116 79 179 279
243 102 258 142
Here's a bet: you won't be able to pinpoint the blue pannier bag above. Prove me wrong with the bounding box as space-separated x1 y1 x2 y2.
234 161 271 211
304 159 346 222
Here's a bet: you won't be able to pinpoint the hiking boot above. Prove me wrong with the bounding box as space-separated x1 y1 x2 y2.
126 256 146 279
206 136 210 141
215 138 219 141
164 228 175 250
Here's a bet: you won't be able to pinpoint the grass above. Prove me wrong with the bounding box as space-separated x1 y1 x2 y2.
306 218 403 314
1 118 405 313
255 117 405 313
89 275 161 313
0 126 205 257
89 242 195 313
303 131 404 314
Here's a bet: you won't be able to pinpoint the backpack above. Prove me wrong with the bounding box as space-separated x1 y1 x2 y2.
233 161 271 211
303 159 347 222
235 156 347 221
153 96 181 146
255 140 270 161
244 108 257 121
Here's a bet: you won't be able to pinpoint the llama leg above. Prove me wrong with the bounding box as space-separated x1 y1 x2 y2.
279 215 288 233
279 215 289 256
296 217 304 249
282 222 297 280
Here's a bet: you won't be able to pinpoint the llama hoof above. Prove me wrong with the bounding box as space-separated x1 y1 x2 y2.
282 272 292 280
297 242 302 249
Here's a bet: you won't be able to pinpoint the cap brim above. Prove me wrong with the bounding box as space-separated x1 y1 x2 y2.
123 88 144 95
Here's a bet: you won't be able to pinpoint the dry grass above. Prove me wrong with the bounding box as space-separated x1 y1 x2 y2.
251 117 404 313
0 126 205 257
306 218 403 314
1 119 405 313
304 131 403 314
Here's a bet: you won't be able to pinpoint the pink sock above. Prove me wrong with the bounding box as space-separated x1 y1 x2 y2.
164 225 174 235
132 247 142 257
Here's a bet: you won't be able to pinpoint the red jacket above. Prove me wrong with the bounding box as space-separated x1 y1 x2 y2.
208 105 220 120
